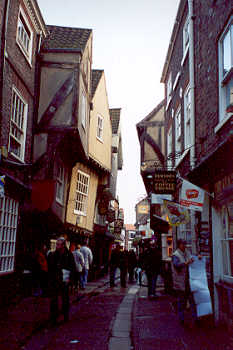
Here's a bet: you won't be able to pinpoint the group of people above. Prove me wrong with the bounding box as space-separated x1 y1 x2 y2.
109 239 203 327
109 241 162 298
33 237 93 326
32 236 202 327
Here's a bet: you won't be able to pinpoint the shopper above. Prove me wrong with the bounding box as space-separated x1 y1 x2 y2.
47 237 76 325
72 243 84 291
142 239 162 298
171 239 197 326
128 249 137 283
80 239 93 289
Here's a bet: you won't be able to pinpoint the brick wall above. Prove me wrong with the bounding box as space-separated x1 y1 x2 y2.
194 0 233 164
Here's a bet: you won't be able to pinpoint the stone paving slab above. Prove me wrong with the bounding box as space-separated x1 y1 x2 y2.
108 337 131 350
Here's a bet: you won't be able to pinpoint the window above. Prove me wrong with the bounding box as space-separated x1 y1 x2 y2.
0 196 19 275
166 73 172 107
75 170 89 215
218 18 233 126
175 107 182 165
184 85 191 150
221 203 233 279
56 163 65 204
9 87 28 161
167 126 173 169
97 115 103 141
16 8 33 62
81 92 87 129
183 17 190 56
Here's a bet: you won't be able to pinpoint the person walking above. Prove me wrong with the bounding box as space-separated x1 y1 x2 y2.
128 249 137 283
119 246 128 288
109 243 121 287
142 239 162 298
47 237 76 325
80 239 93 289
72 244 84 292
171 239 198 326
34 243 48 297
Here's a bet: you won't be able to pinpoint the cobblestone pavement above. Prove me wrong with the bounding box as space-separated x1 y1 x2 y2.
1 276 232 350
132 285 233 350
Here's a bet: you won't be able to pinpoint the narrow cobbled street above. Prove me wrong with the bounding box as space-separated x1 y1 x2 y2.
0 275 232 350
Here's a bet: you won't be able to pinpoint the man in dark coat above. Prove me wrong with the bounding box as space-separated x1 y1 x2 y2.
142 239 162 298
47 237 76 324
128 249 137 283
109 244 128 287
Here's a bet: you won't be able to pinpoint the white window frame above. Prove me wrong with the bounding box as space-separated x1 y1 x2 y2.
81 91 87 129
166 73 172 108
9 87 28 162
16 7 33 64
97 115 104 141
0 196 19 275
56 162 65 205
217 17 233 132
184 85 191 150
182 17 190 63
221 203 233 282
167 125 173 169
175 107 182 166
74 170 90 216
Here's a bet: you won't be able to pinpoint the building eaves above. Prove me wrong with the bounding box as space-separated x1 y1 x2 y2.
136 100 164 127
41 25 92 52
91 70 103 98
160 0 186 83
110 108 121 134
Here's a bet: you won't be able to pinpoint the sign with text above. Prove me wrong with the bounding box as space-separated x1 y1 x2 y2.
153 171 176 194
180 179 205 212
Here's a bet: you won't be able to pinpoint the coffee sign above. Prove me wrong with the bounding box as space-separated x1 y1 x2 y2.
153 171 176 194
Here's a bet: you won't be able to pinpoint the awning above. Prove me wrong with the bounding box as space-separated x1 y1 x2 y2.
150 214 170 233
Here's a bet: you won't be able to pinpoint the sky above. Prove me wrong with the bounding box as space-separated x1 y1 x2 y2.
37 0 180 224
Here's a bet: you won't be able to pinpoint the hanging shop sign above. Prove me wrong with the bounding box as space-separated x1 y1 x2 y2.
180 179 205 212
153 171 176 194
137 204 149 214
114 219 123 233
163 200 190 226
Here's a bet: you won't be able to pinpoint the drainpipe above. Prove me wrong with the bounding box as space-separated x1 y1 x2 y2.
188 0 196 169
0 0 10 139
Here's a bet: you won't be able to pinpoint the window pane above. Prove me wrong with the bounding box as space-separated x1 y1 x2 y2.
223 29 231 75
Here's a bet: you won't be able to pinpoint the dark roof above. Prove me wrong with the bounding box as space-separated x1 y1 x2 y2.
91 70 103 98
109 108 121 134
41 25 92 52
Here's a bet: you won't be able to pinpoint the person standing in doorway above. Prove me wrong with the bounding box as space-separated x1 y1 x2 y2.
171 239 198 326
80 238 93 289
47 237 76 325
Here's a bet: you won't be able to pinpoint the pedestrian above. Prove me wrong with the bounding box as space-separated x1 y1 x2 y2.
72 243 84 291
80 238 93 289
47 237 76 325
119 246 128 288
128 249 137 283
135 246 144 286
171 239 198 326
109 243 121 287
34 243 49 297
141 239 162 298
